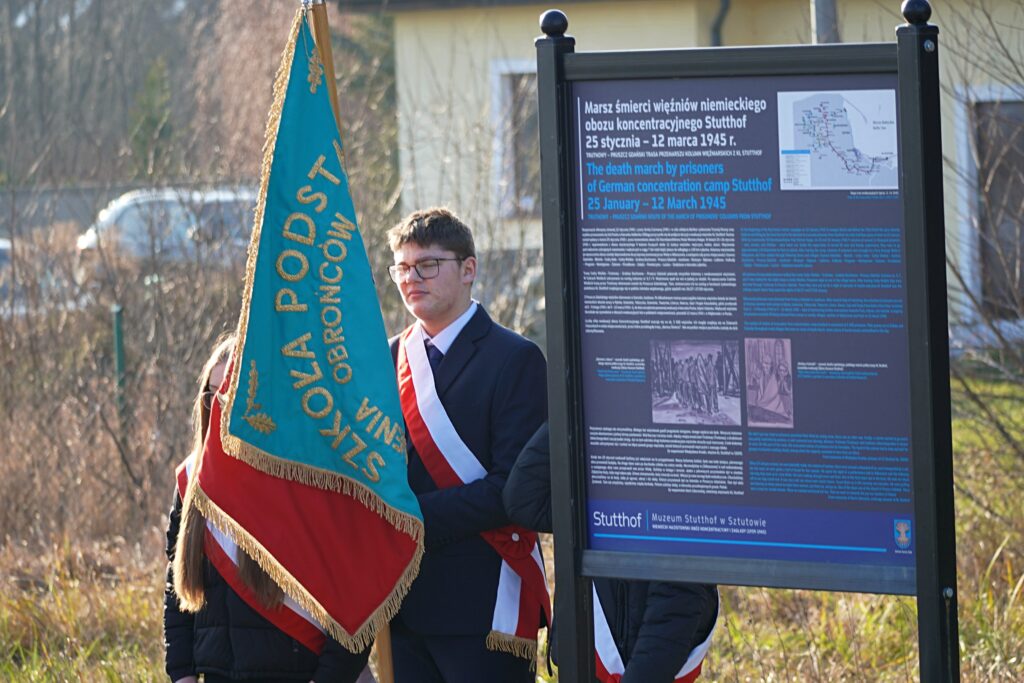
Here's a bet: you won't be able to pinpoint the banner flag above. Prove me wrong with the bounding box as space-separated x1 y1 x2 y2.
189 8 423 652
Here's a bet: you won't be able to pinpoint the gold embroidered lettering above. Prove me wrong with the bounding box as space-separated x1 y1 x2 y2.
332 364 352 384
321 238 347 263
290 360 323 389
281 332 315 359
318 284 340 305
341 431 367 469
374 416 401 446
362 452 385 483
321 305 342 328
320 411 351 450
283 212 316 246
275 288 308 313
323 325 345 345
356 396 377 422
329 212 355 241
308 155 341 185
276 249 309 282
326 345 348 366
302 386 333 419
365 411 383 433
296 185 327 213
319 262 343 284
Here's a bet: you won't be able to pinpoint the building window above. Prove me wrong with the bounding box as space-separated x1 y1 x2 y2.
974 100 1024 319
493 64 540 218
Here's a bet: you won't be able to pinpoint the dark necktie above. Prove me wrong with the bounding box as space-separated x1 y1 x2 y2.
425 340 444 375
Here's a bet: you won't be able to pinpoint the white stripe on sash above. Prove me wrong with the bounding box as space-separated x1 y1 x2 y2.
404 325 487 482
400 324 549 648
593 583 626 675
492 562 523 634
677 595 716 678
593 583 717 682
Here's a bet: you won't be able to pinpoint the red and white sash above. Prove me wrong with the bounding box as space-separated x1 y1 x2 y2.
396 324 551 661
176 455 326 654
593 583 715 683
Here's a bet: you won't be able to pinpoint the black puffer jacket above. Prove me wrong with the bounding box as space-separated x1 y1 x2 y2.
164 492 370 682
503 423 718 683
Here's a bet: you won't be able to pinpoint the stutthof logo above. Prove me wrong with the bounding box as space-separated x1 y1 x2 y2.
893 519 912 550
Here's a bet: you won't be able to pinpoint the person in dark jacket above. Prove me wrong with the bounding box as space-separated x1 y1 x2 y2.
163 335 372 683
385 207 548 682
504 422 718 683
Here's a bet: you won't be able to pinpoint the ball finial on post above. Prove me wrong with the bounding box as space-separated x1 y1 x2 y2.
901 0 932 26
540 9 569 38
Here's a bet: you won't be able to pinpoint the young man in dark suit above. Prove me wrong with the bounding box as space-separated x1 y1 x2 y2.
386 207 548 683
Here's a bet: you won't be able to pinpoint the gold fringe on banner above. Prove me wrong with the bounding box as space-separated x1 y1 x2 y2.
208 8 424 651
220 7 424 545
223 6 299 428
191 480 424 653
220 434 425 542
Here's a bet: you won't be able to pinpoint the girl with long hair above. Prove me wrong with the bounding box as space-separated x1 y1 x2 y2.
163 334 373 683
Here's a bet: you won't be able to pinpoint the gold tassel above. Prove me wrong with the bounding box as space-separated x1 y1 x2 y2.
192 483 424 654
486 631 538 669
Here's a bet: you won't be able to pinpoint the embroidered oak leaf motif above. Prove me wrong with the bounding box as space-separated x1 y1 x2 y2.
244 413 277 434
307 51 324 94
242 360 277 434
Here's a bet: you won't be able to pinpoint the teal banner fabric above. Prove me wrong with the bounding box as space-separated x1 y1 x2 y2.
222 14 420 524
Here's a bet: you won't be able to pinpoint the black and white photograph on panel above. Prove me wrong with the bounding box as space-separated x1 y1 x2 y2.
745 337 794 428
650 339 742 426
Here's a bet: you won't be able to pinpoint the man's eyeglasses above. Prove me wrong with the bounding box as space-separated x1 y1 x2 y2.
388 258 463 283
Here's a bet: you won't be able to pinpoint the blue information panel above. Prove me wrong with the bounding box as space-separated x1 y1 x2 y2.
572 73 916 572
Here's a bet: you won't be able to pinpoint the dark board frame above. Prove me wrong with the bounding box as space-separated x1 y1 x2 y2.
536 3 958 681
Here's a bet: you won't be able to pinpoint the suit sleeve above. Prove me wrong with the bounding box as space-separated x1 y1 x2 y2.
163 490 196 682
416 343 547 547
621 582 718 683
503 422 553 533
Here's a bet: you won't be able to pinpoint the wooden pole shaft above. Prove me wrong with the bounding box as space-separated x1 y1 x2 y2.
305 8 389 682
308 2 343 141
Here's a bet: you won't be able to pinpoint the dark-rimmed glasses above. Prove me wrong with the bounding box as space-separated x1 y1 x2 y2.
388 258 463 283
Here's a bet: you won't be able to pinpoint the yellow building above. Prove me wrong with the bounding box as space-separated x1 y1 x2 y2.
344 0 1024 328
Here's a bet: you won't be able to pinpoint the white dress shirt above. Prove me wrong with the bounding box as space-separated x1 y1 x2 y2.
421 300 478 354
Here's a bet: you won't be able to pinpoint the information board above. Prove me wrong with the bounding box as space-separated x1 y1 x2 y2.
570 73 918 581
537 9 959 679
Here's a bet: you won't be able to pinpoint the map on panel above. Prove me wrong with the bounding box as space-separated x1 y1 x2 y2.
778 90 898 190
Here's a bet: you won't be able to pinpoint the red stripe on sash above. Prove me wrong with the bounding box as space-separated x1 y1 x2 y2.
396 343 463 489
396 325 551 641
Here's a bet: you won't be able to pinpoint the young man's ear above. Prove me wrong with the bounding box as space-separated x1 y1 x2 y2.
461 256 477 285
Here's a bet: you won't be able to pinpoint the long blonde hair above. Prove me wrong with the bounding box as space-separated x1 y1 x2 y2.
173 334 284 611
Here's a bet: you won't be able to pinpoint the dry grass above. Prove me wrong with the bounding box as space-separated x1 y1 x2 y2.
534 383 1024 682
2 384 1022 681
0 535 165 681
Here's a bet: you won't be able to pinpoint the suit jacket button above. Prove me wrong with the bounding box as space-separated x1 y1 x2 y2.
511 532 520 542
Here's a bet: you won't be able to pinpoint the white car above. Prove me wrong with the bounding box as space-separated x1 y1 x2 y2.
75 187 256 284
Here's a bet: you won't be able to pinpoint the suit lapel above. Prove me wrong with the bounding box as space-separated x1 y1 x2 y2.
433 306 491 397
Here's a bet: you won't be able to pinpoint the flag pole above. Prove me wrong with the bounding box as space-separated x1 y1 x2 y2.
304 4 396 683
308 0 343 140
